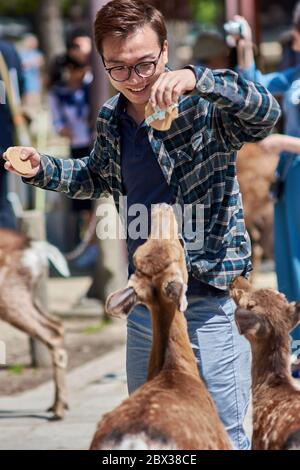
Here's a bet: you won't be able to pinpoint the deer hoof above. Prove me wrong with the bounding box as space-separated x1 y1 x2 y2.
47 401 68 417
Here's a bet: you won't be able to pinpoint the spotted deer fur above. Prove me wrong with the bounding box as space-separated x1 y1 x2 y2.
230 277 300 450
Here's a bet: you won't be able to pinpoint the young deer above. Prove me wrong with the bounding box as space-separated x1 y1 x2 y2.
236 143 278 275
90 204 232 450
230 277 300 450
0 228 68 419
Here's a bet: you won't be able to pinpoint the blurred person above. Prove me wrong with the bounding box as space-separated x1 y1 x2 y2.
192 30 230 69
3 0 281 449
48 53 93 246
48 29 92 88
68 29 92 64
260 132 300 154
278 29 300 70
20 34 44 109
235 7 300 345
0 38 24 229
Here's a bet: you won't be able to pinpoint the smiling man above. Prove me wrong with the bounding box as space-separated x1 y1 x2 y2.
3 0 281 450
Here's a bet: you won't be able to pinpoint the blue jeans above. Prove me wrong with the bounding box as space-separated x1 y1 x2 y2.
126 294 251 450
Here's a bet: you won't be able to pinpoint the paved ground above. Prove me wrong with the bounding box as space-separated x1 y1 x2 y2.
0 270 276 449
0 346 127 450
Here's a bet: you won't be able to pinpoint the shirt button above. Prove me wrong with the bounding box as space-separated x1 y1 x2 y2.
200 84 208 92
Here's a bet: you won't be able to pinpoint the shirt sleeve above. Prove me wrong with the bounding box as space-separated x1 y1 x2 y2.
22 128 111 199
188 65 281 151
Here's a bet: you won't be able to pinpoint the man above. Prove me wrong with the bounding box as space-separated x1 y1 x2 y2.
0 38 24 229
3 0 280 449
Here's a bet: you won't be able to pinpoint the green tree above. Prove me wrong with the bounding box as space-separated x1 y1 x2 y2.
190 0 224 25
0 0 78 16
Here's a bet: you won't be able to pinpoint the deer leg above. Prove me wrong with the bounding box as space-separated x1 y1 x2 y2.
33 300 65 338
34 308 68 412
46 346 68 419
1 288 68 419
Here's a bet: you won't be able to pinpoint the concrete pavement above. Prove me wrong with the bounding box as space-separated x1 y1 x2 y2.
0 338 253 450
0 346 127 450
0 341 253 450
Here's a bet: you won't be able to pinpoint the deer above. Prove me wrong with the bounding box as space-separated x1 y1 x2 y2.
90 203 232 450
0 228 69 419
236 143 279 275
230 276 300 450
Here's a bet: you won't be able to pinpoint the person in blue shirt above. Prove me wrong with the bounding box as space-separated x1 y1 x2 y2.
3 0 281 449
20 34 44 109
235 7 300 348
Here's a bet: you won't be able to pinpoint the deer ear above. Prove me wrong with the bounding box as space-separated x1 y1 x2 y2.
163 280 188 312
230 276 252 304
230 289 252 308
105 287 137 319
235 307 264 337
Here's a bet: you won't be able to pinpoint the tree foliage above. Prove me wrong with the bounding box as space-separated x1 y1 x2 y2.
190 0 224 25
0 0 82 16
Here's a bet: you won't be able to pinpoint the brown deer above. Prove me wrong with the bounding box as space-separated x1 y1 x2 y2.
0 228 68 419
236 143 278 274
230 277 300 449
90 204 232 450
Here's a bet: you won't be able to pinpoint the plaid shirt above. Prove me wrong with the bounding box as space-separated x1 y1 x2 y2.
25 66 281 289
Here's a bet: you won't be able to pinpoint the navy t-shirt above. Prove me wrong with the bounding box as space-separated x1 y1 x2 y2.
117 96 221 296
118 102 174 275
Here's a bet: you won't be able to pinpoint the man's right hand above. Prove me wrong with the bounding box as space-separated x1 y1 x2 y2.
3 146 41 178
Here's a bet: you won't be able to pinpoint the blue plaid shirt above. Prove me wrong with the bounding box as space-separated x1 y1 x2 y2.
25 66 281 289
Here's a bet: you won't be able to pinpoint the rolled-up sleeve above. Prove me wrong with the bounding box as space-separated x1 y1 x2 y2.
23 134 111 199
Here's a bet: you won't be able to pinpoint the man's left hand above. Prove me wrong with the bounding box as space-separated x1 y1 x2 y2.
150 69 196 109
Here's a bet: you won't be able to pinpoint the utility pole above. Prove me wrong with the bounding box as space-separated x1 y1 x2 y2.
89 0 110 125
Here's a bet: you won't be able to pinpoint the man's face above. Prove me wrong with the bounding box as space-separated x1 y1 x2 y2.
292 28 300 52
102 24 168 105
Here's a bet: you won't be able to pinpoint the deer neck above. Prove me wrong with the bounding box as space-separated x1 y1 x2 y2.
147 302 199 381
251 335 293 391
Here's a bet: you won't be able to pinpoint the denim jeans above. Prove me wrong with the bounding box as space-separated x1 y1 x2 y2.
126 293 252 450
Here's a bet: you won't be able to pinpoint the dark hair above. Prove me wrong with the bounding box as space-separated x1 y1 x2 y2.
293 1 300 32
67 27 91 49
47 53 87 88
64 53 87 69
94 0 167 55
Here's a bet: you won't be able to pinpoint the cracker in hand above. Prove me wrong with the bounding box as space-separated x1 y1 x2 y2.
145 102 178 131
6 147 33 175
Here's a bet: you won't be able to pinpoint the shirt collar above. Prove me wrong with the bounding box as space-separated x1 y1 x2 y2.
115 93 128 119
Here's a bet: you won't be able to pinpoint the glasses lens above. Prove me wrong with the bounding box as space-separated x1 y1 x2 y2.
136 62 156 78
110 67 130 81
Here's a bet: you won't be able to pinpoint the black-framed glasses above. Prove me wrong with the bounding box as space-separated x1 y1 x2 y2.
103 48 163 82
